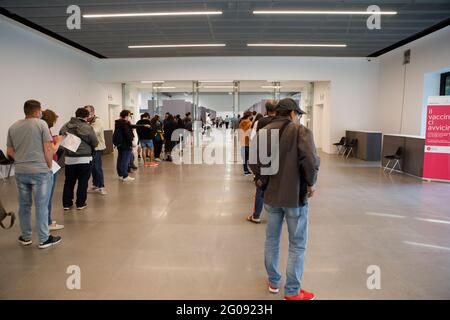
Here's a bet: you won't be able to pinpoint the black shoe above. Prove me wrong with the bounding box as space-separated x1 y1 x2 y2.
18 236 32 246
77 204 87 210
38 235 62 249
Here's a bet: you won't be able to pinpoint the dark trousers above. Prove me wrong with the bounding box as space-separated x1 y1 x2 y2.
63 163 92 208
154 140 163 158
242 146 250 173
91 150 105 188
117 148 132 178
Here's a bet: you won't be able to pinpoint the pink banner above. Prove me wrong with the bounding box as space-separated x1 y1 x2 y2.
423 101 450 182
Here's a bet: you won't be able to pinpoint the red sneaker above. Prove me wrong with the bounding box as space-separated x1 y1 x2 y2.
284 289 316 300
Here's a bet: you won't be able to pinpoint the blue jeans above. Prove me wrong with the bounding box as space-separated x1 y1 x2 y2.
15 172 52 243
117 148 132 178
48 172 58 225
252 187 264 219
92 150 105 188
264 203 309 297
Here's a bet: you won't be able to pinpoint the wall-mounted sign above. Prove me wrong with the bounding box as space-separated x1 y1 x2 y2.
423 96 450 182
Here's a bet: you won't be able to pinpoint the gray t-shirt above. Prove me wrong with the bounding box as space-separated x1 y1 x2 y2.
7 118 52 174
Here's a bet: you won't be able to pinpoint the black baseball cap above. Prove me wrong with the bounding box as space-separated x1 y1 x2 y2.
276 98 306 114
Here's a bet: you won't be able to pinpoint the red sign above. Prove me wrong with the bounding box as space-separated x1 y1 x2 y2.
423 101 450 182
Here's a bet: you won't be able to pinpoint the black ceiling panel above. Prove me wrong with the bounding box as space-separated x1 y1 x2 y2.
1 0 449 58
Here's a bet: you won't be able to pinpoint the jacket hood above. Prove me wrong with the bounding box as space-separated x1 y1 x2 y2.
67 117 87 130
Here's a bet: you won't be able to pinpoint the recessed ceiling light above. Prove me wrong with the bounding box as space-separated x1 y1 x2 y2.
253 10 397 15
248 43 346 47
129 44 226 49
83 11 222 18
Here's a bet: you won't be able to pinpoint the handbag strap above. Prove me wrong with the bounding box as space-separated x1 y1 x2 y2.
0 211 15 229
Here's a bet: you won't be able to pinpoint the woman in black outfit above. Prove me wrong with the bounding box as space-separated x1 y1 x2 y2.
163 114 178 162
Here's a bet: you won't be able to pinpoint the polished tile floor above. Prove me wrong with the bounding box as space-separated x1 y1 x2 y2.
0 132 450 299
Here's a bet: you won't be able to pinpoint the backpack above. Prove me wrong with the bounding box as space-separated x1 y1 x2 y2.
252 119 292 191
112 128 123 148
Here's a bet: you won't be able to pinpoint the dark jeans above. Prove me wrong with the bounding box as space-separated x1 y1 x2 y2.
63 163 92 208
241 146 250 173
91 150 105 188
117 148 132 178
48 172 58 225
154 139 163 158
252 186 265 219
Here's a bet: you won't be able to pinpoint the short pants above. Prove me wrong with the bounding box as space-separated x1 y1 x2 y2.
140 139 154 149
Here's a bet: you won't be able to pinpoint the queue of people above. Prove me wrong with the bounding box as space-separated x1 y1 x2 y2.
6 98 319 301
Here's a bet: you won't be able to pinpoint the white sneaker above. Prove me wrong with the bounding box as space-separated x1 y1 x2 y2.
98 188 108 195
49 221 65 231
87 187 99 193
155 158 162 162
122 176 135 182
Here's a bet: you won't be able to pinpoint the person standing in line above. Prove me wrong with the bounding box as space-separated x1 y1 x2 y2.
7 100 62 249
247 101 277 223
136 112 158 167
182 112 193 132
85 105 107 196
163 114 178 162
239 111 253 176
224 115 230 129
60 108 98 210
41 109 64 231
250 98 320 300
113 110 150 181
151 114 164 161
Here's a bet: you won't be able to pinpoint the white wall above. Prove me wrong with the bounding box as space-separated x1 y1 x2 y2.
0 16 122 150
96 57 380 153
377 26 450 136
313 81 331 150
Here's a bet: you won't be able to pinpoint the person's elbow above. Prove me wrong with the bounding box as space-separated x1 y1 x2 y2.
6 147 15 160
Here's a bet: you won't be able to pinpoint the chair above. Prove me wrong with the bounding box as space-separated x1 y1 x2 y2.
333 137 346 154
343 139 357 159
0 150 14 181
383 147 403 174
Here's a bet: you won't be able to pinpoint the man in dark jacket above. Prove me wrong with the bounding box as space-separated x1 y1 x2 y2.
249 98 320 300
60 108 98 210
114 110 135 181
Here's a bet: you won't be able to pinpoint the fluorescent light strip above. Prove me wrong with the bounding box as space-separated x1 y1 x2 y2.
129 44 226 49
199 81 234 83
141 81 165 84
248 43 346 48
253 10 397 15
153 86 175 89
262 86 282 89
201 86 235 89
84 11 222 18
